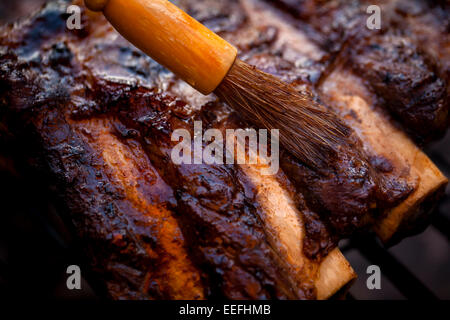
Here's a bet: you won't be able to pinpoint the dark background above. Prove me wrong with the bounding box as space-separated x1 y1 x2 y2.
0 0 449 300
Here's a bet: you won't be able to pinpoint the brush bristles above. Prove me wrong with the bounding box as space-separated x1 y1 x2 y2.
215 59 350 168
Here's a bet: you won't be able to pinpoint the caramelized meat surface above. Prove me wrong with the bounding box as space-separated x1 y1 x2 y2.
0 0 428 299
350 31 448 141
268 0 450 142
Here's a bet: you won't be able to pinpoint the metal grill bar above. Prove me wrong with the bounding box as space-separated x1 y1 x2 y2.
432 212 450 242
351 235 438 300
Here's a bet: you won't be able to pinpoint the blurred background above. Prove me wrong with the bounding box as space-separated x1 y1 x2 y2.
0 0 449 300
0 0 49 24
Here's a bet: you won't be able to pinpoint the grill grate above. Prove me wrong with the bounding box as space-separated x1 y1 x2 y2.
340 132 450 300
343 235 438 300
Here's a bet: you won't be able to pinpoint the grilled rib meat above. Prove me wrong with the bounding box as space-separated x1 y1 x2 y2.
268 0 450 142
0 0 442 299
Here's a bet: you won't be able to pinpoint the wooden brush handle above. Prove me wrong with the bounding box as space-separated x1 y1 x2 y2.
84 0 238 95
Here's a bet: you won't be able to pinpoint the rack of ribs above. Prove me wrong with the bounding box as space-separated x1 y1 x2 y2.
0 0 448 299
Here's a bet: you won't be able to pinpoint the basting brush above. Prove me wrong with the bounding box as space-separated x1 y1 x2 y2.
84 0 350 168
